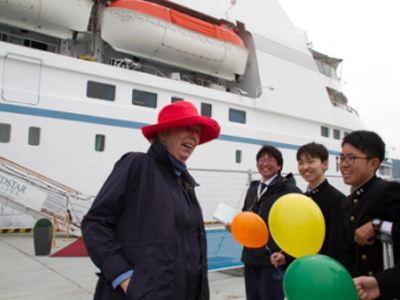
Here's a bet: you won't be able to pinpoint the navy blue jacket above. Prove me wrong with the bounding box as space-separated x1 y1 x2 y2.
240 173 302 267
82 143 209 300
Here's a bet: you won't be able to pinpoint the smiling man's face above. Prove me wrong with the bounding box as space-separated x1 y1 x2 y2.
159 125 201 163
257 154 281 181
340 143 376 189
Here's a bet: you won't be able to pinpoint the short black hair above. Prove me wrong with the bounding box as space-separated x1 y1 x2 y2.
296 142 329 162
341 130 385 163
256 145 283 174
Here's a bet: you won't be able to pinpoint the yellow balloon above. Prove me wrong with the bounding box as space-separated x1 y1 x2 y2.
231 212 269 248
268 193 325 258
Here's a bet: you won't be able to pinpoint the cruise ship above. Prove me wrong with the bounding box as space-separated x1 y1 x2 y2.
0 0 392 228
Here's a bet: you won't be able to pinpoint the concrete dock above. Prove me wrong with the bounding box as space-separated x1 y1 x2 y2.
0 232 246 300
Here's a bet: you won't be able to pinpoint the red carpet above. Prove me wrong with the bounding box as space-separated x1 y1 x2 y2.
51 238 88 257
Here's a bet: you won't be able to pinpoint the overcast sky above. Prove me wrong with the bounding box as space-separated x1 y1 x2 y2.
278 0 400 159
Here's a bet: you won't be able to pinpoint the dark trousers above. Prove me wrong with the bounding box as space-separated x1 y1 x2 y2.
244 264 285 300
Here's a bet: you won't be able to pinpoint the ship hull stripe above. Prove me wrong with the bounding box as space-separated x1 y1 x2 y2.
0 103 343 155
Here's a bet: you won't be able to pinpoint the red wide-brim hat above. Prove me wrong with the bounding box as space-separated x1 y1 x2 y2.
141 101 220 145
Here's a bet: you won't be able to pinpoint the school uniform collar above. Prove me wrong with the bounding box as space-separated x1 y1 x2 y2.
305 179 328 196
350 175 377 198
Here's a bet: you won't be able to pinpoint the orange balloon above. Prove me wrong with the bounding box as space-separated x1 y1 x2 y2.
231 212 269 248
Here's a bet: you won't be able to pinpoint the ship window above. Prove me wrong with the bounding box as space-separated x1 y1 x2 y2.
333 129 341 140
28 127 40 146
321 126 329 137
95 134 105 152
379 166 391 176
87 81 115 101
24 40 48 51
132 90 157 108
229 109 246 124
0 123 11 143
171 97 184 103
201 103 212 117
236 150 242 163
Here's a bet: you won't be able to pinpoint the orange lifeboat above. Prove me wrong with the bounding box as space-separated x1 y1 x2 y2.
100 0 249 81
110 0 245 47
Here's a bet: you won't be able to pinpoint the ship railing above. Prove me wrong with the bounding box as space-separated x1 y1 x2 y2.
111 56 167 78
181 74 197 85
139 64 165 78
0 159 357 232
113 58 142 70
188 168 349 223
111 57 222 88
331 101 359 116
0 30 59 53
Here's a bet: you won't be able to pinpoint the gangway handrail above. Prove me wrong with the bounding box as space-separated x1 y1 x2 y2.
0 156 93 236
0 194 82 236
0 156 81 194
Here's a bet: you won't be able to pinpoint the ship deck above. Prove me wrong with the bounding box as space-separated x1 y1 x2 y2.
0 231 246 300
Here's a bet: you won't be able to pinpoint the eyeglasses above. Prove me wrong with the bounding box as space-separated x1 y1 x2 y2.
336 155 371 165
258 158 276 164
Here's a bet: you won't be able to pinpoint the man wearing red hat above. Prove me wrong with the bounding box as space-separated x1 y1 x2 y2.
82 101 220 300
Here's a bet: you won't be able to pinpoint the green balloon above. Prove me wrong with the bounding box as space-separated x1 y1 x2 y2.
284 254 358 300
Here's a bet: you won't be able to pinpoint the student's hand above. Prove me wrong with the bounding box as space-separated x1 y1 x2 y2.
225 222 232 232
355 221 375 246
353 276 380 300
120 278 130 294
270 251 285 267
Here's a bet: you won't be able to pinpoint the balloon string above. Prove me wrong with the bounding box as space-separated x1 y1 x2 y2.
266 245 284 279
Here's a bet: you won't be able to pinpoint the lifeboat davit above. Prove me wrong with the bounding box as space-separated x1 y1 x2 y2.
100 0 249 81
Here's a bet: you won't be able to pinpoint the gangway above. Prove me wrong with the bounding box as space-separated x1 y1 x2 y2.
0 156 94 236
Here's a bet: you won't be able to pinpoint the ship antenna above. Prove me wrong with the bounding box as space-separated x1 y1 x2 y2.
225 0 237 20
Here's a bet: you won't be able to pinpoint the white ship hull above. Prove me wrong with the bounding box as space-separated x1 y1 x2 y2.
0 0 392 228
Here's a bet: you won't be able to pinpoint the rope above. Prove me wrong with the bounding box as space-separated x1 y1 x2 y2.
53 213 69 231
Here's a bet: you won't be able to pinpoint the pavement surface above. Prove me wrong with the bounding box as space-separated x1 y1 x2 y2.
0 232 246 300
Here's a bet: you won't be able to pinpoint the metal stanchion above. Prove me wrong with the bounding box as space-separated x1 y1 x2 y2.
51 215 59 249
376 232 396 300
376 232 394 270
64 212 71 242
